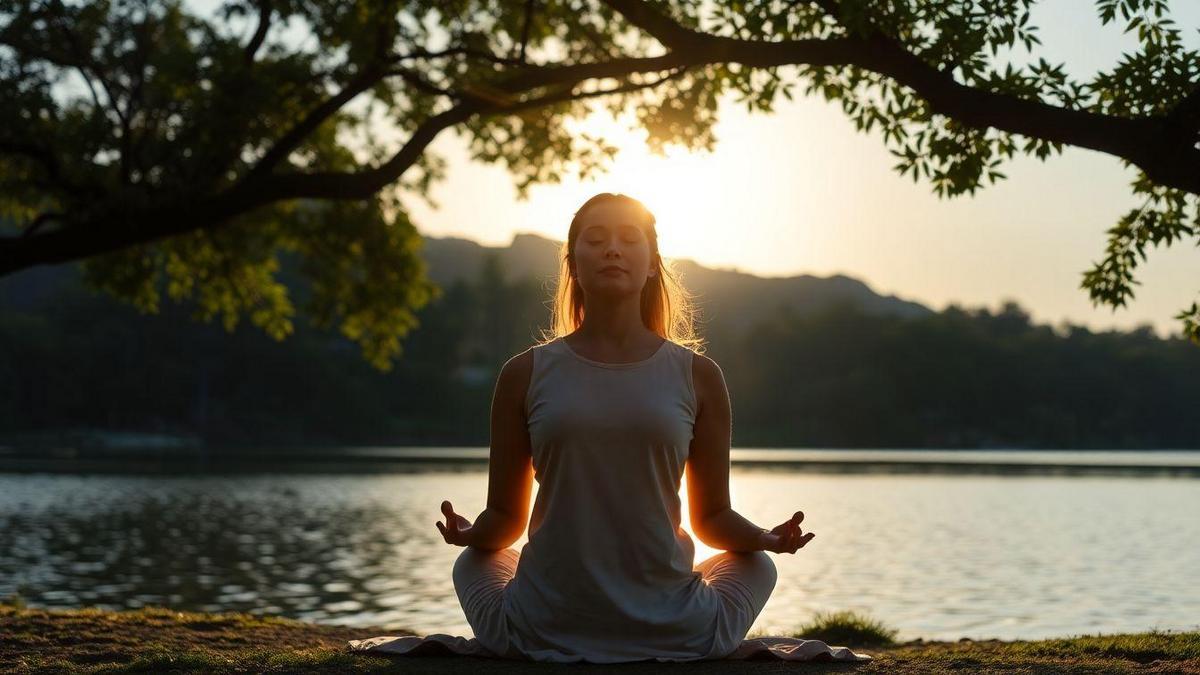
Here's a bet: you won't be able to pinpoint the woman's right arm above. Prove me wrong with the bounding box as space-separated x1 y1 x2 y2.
438 350 535 550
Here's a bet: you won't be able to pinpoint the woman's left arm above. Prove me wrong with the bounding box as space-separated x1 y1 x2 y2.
685 354 813 554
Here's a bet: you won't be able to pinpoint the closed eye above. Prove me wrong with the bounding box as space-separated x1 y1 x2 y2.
583 224 642 244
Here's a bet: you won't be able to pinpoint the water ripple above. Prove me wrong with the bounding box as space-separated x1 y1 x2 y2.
0 469 1198 641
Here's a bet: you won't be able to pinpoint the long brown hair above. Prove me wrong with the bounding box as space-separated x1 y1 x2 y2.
536 193 705 353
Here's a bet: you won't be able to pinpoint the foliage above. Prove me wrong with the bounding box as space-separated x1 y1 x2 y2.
3 257 1198 448
2 0 1199 366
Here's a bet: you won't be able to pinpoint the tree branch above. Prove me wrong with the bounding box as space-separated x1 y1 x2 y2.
241 65 389 182
391 46 528 68
0 57 696 275
518 0 537 64
242 37 547 181
21 212 65 239
270 66 696 200
5 0 1200 279
575 20 623 59
0 101 475 275
243 0 272 64
387 67 485 103
598 0 709 51
1169 83 1200 136
598 0 1200 194
50 1 133 185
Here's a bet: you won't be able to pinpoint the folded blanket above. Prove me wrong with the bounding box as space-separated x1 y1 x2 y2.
347 633 873 662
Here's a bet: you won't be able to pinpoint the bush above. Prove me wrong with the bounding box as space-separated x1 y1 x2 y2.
791 610 898 646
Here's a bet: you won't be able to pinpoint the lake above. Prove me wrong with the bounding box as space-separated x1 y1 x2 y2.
2 449 1198 642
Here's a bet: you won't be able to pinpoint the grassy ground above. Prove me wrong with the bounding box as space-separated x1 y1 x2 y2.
3 603 1198 674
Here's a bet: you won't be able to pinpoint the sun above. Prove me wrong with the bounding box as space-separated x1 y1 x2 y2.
529 108 730 268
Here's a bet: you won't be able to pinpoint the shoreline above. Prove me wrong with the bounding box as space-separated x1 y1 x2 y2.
3 603 1197 673
4 449 1200 478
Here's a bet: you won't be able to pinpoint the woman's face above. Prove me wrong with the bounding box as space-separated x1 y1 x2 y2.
571 200 658 299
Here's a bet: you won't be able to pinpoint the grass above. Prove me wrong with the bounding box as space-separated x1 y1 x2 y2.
751 609 899 646
3 602 1199 674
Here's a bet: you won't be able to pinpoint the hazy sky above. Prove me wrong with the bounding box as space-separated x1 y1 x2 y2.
397 2 1200 337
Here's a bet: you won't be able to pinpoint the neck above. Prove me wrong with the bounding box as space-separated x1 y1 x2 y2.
576 294 650 345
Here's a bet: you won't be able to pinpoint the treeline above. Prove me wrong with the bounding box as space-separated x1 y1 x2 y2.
2 256 1197 449
720 304 1199 448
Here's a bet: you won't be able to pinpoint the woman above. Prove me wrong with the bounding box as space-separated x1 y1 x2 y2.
435 192 815 663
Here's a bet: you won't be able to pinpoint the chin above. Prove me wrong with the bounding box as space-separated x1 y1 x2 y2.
588 281 642 297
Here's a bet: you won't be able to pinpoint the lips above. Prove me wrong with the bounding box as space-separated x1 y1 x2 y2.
599 265 625 274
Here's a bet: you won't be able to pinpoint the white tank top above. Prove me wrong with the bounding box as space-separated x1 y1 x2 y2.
502 336 722 662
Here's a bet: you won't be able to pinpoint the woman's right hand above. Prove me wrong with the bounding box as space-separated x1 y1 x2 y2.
436 500 474 547
758 510 815 554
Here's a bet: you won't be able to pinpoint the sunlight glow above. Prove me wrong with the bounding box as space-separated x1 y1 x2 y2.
678 471 728 564
529 108 749 268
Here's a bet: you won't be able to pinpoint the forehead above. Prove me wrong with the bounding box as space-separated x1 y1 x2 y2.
577 201 649 230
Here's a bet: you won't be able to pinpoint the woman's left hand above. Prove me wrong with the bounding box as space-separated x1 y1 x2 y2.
758 510 815 554
436 500 474 547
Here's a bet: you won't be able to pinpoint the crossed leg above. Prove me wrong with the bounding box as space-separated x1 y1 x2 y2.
451 546 520 656
694 550 779 656
451 547 777 659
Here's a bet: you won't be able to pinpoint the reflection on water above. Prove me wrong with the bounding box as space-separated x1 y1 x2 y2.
0 470 485 634
1 465 1198 641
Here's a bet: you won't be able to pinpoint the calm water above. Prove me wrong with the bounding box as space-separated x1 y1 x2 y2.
2 454 1199 641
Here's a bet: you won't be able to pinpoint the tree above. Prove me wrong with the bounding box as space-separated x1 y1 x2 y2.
2 0 1198 370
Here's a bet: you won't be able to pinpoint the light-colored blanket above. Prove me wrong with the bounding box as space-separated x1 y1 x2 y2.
347 633 873 662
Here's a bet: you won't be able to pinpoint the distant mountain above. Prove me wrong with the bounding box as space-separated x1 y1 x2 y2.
419 231 933 331
420 232 563 288
2 231 933 333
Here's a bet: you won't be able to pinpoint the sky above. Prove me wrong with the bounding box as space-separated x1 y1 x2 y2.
394 1 1200 338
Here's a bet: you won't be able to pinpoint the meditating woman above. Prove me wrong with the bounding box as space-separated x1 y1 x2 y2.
435 192 815 663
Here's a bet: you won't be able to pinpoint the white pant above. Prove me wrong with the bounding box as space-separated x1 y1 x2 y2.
452 546 778 660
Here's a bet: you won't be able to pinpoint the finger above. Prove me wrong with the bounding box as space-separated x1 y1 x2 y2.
798 532 816 548
441 500 454 517
774 517 796 535
793 526 807 553
792 511 805 526
777 527 792 553
436 521 446 539
787 524 801 552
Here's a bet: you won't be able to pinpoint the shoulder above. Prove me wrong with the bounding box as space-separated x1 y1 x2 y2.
686 349 728 409
500 347 536 383
493 347 536 407
687 349 724 382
